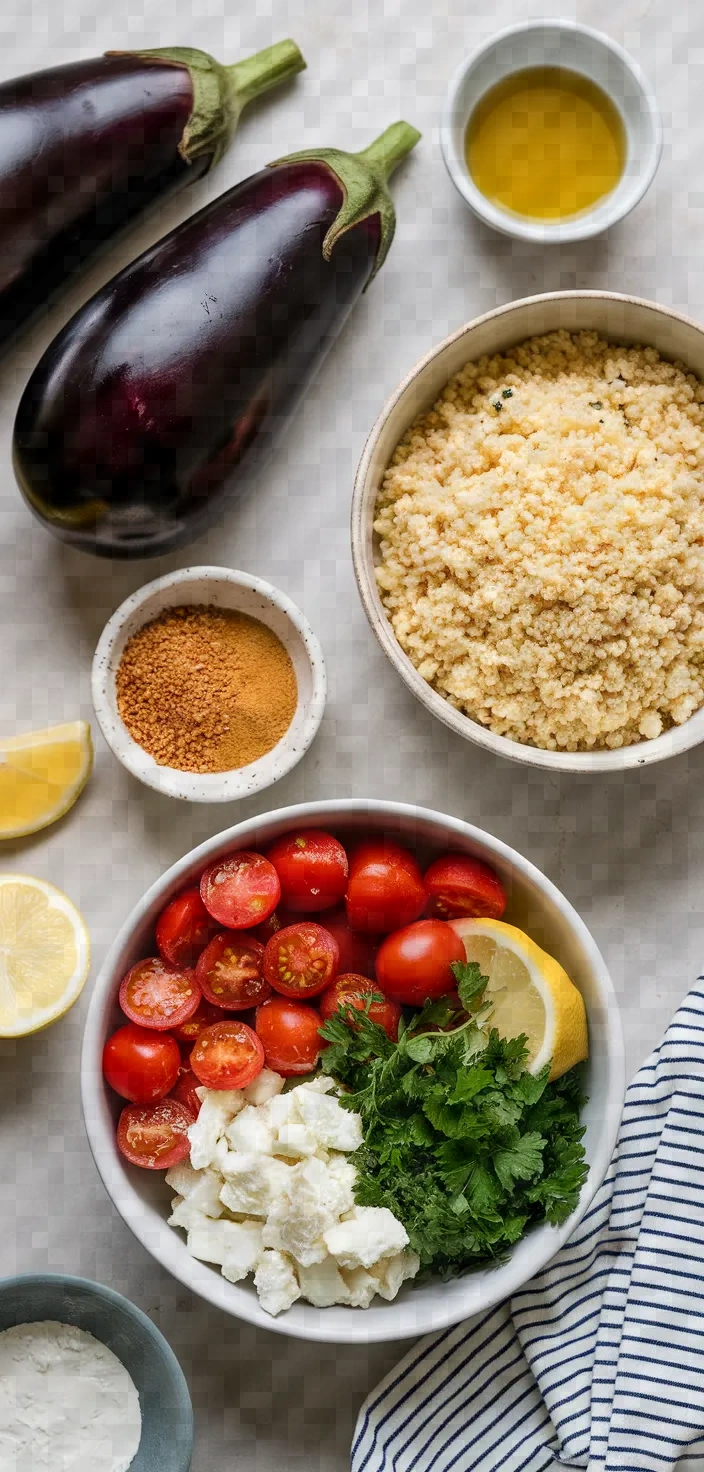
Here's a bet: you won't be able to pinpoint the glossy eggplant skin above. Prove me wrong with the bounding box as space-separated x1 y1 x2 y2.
14 163 380 558
0 55 208 344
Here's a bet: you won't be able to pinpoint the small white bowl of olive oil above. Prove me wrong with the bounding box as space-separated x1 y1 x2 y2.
441 20 661 243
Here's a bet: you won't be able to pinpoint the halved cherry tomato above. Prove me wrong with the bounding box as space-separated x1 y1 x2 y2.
195 932 270 1010
190 1019 264 1090
169 1067 203 1116
255 996 324 1076
263 922 339 999
265 830 348 913
117 1097 195 1169
200 852 280 929
102 1023 181 1104
321 908 379 977
346 840 426 934
319 974 401 1041
172 999 226 1048
119 957 201 1031
375 919 466 1007
155 886 217 967
424 854 507 921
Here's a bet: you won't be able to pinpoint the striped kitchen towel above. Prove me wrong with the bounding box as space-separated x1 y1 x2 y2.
352 976 704 1472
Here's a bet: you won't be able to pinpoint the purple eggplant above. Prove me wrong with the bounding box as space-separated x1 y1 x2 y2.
0 40 305 343
13 121 420 558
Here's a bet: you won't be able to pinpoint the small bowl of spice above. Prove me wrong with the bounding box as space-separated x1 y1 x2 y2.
441 20 661 243
92 567 326 801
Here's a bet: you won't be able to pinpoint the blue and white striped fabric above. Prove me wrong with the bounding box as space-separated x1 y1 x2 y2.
352 977 704 1472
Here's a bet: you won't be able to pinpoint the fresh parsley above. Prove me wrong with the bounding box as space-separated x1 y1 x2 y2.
319 986 588 1277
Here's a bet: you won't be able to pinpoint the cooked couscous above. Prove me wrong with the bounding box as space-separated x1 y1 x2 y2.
374 330 704 750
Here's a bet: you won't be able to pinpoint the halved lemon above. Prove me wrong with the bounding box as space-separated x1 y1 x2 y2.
449 917 588 1079
0 720 93 840
0 875 90 1037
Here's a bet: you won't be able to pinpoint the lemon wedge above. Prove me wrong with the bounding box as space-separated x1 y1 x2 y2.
449 917 588 1079
0 875 90 1037
0 721 93 839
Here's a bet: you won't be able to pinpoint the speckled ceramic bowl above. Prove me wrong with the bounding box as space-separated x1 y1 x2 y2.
0 1273 193 1471
91 566 326 802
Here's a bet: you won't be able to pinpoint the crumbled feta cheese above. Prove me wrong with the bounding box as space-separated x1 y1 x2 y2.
297 1257 351 1308
167 1169 223 1227
187 1090 244 1169
186 1217 258 1267
265 1090 303 1133
339 1266 378 1309
297 1075 337 1095
220 1222 264 1284
225 1104 275 1156
369 1250 421 1302
243 1068 285 1107
323 1206 409 1269
275 1122 319 1158
165 1162 203 1198
254 1250 301 1317
296 1088 363 1152
325 1156 357 1216
218 1152 292 1217
262 1158 336 1267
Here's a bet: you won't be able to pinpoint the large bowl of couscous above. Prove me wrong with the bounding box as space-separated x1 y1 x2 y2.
351 291 704 772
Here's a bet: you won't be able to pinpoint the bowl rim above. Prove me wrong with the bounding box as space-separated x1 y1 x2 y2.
91 565 327 803
81 797 625 1344
351 288 704 774
440 18 662 243
0 1270 194 1450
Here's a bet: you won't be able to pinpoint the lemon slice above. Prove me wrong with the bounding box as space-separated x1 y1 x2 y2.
0 875 90 1037
0 721 93 839
449 917 588 1079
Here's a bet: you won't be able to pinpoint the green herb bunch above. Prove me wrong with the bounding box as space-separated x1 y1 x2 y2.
319 963 588 1277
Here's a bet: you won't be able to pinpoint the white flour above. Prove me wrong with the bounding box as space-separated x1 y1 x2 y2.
0 1320 142 1471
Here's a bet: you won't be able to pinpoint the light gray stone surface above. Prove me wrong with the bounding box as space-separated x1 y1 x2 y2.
0 0 701 1466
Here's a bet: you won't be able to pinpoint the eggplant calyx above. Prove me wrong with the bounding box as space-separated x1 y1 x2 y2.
122 40 306 169
272 121 421 286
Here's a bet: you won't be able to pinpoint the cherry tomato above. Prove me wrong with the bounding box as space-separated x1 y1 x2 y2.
265 830 348 913
321 908 379 976
319 974 401 1041
117 1097 195 1170
345 840 426 934
252 908 298 944
424 854 507 921
119 957 201 1031
263 922 339 999
102 1024 181 1104
169 1067 202 1116
195 932 271 1010
190 1019 265 1090
375 919 466 1007
255 996 324 1076
200 852 280 929
155 886 217 967
172 999 226 1048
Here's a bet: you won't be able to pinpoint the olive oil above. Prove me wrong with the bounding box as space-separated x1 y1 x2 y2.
466 67 626 221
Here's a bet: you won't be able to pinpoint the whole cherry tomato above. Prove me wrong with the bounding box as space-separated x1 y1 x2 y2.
346 840 426 933
200 852 280 929
375 919 466 1007
102 1023 181 1104
169 1067 203 1116
265 830 348 912
321 908 379 977
155 886 217 967
424 854 507 921
255 996 324 1076
319 974 401 1041
263 922 339 999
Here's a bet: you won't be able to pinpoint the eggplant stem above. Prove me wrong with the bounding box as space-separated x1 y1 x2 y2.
227 40 306 110
356 122 422 183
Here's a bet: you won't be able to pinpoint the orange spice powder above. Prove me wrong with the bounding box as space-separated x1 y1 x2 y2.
116 604 298 773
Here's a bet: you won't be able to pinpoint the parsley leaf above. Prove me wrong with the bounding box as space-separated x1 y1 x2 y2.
318 1004 589 1277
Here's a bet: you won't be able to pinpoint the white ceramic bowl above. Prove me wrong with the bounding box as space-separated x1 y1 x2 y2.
81 798 624 1344
91 567 326 802
352 289 704 774
441 20 661 243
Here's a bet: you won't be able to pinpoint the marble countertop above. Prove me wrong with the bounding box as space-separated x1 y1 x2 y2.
1 0 702 1465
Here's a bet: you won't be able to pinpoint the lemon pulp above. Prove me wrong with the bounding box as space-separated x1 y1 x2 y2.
0 875 90 1036
0 720 92 839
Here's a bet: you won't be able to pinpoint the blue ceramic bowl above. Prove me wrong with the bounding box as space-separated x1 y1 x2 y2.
0 1274 193 1471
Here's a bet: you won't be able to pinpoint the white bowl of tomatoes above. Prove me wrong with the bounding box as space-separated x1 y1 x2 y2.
82 800 624 1343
